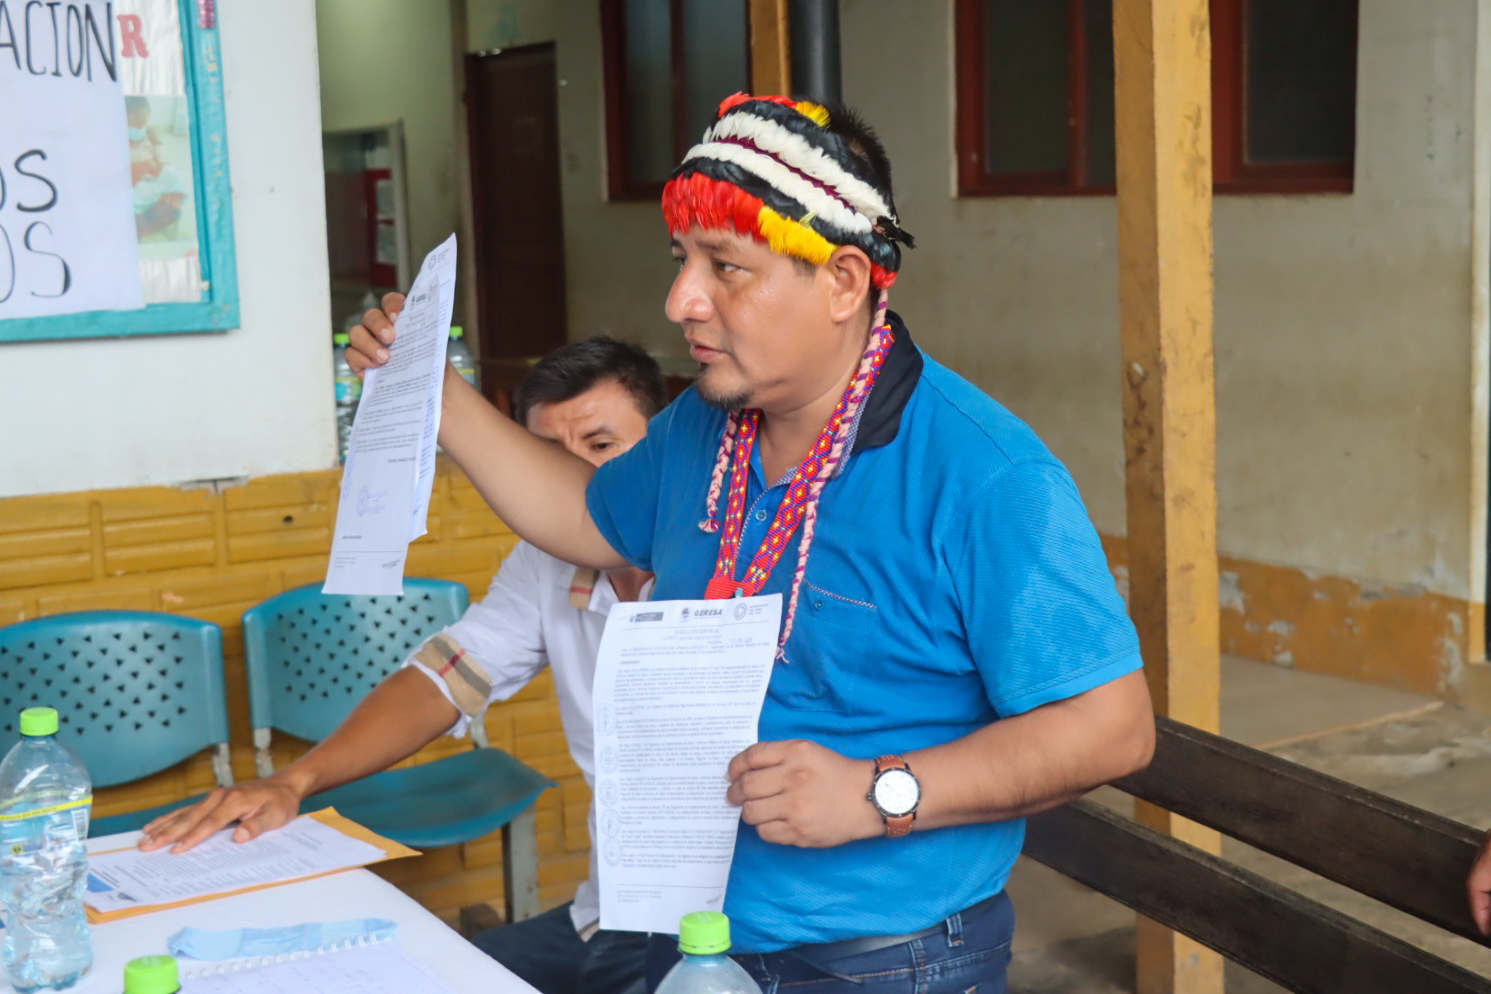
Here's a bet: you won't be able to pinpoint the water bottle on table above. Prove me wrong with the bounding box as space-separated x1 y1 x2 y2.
656 912 761 994
0 707 93 991
123 954 179 994
333 331 362 463
447 326 479 389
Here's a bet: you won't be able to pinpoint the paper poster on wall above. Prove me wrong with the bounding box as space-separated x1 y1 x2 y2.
117 0 202 305
116 0 183 94
0 0 144 320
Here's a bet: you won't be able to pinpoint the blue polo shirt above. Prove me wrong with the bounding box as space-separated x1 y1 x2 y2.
586 315 1142 953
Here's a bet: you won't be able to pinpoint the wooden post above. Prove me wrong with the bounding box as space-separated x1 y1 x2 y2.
749 0 791 95
1112 0 1223 992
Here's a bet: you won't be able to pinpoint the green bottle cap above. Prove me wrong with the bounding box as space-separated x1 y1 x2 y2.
19 708 57 737
333 332 350 346
450 325 464 339
677 911 732 955
123 954 180 994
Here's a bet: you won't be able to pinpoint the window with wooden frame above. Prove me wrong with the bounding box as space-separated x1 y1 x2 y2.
954 0 1358 197
600 0 752 202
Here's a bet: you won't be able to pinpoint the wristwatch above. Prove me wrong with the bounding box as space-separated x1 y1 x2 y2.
868 755 921 838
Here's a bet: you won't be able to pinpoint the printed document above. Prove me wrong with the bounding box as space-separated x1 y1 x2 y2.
324 234 458 595
181 941 454 994
85 810 403 916
594 595 781 933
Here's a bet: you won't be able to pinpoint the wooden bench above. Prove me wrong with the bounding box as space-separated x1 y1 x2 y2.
1025 715 1491 993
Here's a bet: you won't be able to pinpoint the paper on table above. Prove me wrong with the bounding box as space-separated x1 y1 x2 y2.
181 940 454 994
84 808 418 922
324 233 458 595
594 595 782 934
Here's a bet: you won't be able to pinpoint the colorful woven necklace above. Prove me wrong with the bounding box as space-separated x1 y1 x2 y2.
703 326 895 601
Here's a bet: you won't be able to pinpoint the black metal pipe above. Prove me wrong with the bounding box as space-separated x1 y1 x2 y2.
789 0 841 103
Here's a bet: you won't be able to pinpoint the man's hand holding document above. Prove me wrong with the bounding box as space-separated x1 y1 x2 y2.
324 234 458 596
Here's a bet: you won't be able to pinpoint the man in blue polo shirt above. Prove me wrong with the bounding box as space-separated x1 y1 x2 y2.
348 94 1154 993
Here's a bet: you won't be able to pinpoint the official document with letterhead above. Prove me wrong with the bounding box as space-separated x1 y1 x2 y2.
593 595 781 934
324 234 457 595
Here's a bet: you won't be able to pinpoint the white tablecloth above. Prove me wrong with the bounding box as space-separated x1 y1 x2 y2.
2 832 538 993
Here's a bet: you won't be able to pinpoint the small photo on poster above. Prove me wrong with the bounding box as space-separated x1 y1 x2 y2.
125 95 198 255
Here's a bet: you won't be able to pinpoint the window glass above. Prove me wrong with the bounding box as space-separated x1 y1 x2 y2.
982 0 1070 175
1244 0 1357 164
623 0 675 185
682 0 749 146
1083 0 1116 186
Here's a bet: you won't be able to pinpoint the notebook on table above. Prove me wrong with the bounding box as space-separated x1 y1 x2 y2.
181 937 454 994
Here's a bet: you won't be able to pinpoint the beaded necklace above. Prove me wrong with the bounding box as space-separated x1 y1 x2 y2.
701 317 895 655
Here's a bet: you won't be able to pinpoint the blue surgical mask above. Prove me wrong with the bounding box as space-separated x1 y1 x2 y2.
168 919 398 960
127 126 147 142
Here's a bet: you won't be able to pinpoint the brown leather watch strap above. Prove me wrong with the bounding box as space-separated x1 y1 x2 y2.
874 755 916 838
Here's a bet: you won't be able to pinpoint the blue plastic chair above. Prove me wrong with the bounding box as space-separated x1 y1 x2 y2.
0 611 233 836
242 580 554 921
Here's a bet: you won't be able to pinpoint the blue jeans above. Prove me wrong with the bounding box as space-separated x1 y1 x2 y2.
645 892 1014 993
473 901 648 994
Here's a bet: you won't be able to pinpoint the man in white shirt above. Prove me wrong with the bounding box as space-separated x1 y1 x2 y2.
139 337 667 994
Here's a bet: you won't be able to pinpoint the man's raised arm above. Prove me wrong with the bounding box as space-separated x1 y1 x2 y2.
347 294 629 571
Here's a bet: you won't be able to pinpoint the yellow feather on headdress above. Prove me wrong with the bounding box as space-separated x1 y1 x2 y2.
757 207 836 265
794 101 831 127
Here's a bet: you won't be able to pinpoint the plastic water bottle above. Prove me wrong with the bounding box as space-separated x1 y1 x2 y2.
123 954 179 994
332 332 361 463
0 708 93 992
447 326 479 390
656 912 760 994
341 290 380 337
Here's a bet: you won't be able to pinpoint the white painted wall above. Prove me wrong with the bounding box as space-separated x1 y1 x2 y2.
315 0 462 288
467 0 557 50
0 0 335 498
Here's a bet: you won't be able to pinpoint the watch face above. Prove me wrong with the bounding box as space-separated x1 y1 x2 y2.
873 769 919 817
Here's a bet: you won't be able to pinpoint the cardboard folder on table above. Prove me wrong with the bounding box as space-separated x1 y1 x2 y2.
84 808 418 923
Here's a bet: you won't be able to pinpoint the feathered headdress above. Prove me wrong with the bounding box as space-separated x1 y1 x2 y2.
663 93 912 289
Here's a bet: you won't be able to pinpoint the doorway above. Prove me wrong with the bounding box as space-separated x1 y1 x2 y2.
465 43 568 413
322 124 411 335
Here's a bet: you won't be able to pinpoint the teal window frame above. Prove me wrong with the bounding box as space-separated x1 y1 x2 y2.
0 0 239 344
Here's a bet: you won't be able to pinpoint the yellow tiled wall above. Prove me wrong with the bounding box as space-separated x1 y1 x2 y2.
0 461 591 925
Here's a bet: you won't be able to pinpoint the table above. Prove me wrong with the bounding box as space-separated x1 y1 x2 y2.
4 832 539 993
